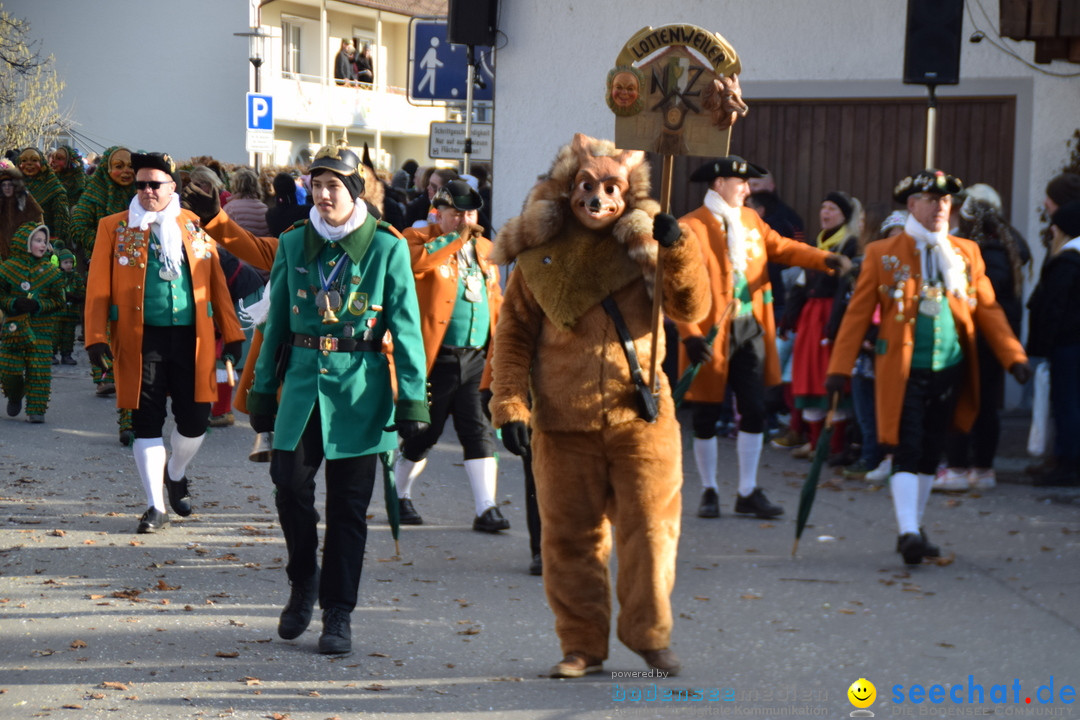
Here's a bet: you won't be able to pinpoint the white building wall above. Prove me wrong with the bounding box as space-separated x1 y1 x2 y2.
492 0 1080 255
10 0 249 163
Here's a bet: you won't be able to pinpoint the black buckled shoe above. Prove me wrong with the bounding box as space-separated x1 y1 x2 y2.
896 528 940 558
697 488 720 518
318 607 352 654
136 507 169 534
7 397 21 417
278 569 319 640
528 553 543 576
734 488 784 518
897 532 927 565
165 476 193 517
398 498 423 525
473 506 510 533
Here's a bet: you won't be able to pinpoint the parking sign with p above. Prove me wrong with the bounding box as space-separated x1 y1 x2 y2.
247 93 273 131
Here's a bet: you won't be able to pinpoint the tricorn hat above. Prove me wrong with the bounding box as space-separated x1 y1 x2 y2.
893 168 963 203
432 178 483 211
689 155 766 182
309 145 361 177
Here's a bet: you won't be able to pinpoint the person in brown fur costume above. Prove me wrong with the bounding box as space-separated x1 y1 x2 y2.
488 133 710 679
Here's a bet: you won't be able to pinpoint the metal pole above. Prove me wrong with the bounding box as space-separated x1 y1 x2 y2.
925 84 937 168
253 58 263 173
463 44 475 174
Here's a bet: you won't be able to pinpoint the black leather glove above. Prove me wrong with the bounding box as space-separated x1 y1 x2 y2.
652 212 682 248
222 340 243 366
12 297 39 315
501 421 531 457
1009 361 1032 384
181 182 221 225
824 253 853 276
683 336 714 365
249 412 275 433
824 373 847 400
393 420 430 440
86 342 113 370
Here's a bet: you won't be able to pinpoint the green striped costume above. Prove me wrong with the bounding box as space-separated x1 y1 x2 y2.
0 223 64 416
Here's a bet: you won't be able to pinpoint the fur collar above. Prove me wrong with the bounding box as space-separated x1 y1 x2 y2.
490 136 660 328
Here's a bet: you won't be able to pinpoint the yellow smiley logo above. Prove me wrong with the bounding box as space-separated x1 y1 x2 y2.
848 678 876 709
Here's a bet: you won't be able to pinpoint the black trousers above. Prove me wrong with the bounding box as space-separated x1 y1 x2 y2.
400 347 495 461
270 407 377 612
894 364 964 475
692 316 767 437
132 325 211 439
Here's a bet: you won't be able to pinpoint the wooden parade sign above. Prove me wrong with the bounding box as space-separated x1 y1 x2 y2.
608 23 749 395
609 24 746 157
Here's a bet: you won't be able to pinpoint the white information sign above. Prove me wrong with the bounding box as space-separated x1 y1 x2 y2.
428 122 492 161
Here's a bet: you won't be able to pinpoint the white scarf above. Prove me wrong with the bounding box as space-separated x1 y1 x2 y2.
703 189 748 274
128 193 183 277
1062 236 1080 255
904 213 968 298
309 199 368 242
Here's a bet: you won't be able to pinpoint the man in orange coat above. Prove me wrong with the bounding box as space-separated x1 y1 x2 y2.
826 169 1030 565
676 157 850 520
398 179 507 531
85 152 244 533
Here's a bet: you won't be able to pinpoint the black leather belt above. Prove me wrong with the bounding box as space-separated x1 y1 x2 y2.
292 333 381 353
438 345 485 356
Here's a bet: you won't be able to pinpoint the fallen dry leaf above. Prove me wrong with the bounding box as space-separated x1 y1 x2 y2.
242 677 262 686
740 593 762 600
216 651 240 658
101 682 129 691
364 683 389 691
70 639 87 649
49 529 65 537
156 580 180 591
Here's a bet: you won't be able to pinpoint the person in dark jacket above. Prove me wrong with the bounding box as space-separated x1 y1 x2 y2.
1026 201 1080 487
265 173 310 238
936 184 1031 491
334 40 356 86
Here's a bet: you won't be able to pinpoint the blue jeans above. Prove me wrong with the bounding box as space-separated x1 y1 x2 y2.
851 370 881 467
1051 342 1080 463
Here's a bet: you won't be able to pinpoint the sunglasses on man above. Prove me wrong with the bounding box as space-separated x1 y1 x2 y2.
135 180 174 190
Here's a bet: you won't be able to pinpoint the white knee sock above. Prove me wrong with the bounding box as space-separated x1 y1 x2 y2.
167 428 205 481
464 457 497 516
394 456 427 498
133 438 167 512
693 437 719 491
736 431 763 496
916 473 933 527
890 471 920 535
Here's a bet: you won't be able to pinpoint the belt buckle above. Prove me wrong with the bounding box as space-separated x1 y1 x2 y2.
319 335 338 352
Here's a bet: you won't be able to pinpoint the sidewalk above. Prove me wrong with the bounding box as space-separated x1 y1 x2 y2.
1 354 1077 719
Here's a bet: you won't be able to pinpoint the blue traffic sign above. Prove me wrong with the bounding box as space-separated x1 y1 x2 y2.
408 18 494 103
247 93 273 131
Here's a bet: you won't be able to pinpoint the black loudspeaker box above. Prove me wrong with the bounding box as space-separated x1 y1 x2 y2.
447 0 498 47
903 0 964 85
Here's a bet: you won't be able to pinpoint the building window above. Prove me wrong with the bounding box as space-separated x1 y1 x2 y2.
283 21 301 76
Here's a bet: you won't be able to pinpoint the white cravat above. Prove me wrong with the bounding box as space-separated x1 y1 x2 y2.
309 199 369 242
128 193 183 277
703 189 748 275
904 213 967 298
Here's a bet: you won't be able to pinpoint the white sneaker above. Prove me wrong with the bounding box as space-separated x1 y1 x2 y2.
971 468 996 490
932 467 971 492
865 456 893 483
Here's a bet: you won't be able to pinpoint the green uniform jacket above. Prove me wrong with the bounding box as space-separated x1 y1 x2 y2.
250 217 429 459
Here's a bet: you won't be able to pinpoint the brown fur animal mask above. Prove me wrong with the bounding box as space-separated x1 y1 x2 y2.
490 133 658 266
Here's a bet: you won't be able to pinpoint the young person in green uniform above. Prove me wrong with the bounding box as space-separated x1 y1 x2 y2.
242 146 431 655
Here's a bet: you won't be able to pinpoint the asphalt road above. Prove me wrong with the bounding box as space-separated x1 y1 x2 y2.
1 349 1078 720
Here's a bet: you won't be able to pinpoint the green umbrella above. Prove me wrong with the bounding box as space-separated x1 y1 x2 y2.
672 300 736 407
380 450 401 557
792 396 839 557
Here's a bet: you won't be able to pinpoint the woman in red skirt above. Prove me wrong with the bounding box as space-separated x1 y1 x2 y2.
783 191 860 462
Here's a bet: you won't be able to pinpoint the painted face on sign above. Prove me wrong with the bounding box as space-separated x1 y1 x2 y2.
611 72 639 108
